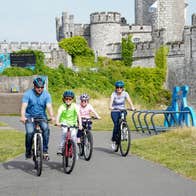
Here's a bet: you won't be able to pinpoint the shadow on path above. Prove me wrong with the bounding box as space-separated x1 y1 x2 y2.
3 160 37 176
2 159 63 176
94 147 122 157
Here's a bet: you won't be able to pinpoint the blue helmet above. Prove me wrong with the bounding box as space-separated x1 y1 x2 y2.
33 77 45 87
63 90 75 98
115 80 124 88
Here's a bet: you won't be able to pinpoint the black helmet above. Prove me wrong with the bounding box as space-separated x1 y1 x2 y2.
33 77 45 87
115 80 124 88
63 90 75 98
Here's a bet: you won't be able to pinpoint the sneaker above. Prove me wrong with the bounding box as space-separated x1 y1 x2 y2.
25 152 32 159
111 142 116 150
43 152 50 160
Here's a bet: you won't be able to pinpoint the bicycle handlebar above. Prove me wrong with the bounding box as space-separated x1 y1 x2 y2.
26 118 51 123
54 124 78 129
111 108 136 112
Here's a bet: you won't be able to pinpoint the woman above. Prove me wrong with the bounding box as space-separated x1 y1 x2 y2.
109 80 135 150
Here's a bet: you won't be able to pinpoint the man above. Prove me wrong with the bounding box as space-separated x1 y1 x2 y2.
20 77 55 159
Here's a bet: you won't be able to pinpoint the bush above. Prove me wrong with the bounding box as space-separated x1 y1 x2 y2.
59 36 94 58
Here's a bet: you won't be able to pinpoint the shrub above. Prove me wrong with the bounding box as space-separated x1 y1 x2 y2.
59 36 94 58
121 35 135 66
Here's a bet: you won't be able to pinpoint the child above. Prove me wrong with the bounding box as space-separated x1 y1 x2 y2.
77 93 101 143
56 90 82 154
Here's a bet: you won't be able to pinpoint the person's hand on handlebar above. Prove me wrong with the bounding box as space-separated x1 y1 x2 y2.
20 116 27 124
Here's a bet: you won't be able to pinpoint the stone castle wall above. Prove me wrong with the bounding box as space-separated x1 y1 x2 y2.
0 41 72 68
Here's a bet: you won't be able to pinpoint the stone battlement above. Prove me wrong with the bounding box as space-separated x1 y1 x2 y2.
0 41 59 53
90 12 121 24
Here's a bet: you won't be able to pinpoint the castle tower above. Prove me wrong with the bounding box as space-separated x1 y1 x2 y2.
156 0 185 43
135 0 156 25
90 12 121 58
55 12 75 41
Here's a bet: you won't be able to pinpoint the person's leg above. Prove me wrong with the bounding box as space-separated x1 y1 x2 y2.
40 121 50 153
71 127 79 158
111 111 120 142
60 127 67 149
25 121 34 157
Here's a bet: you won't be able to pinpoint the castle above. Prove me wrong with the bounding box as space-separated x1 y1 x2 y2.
55 0 196 108
0 0 195 108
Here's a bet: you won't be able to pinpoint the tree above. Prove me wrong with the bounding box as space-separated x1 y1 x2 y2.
121 35 135 67
59 36 93 58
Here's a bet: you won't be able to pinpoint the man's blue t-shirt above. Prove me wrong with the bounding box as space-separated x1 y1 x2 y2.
22 89 52 118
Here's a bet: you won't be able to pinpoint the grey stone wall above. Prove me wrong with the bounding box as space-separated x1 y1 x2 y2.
0 76 48 93
0 76 48 114
135 0 156 25
0 41 72 68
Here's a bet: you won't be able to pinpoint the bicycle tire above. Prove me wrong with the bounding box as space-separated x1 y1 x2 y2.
119 120 131 157
83 131 93 161
79 135 84 156
35 134 43 176
63 140 76 174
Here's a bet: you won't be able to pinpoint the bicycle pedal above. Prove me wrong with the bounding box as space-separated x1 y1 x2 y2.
57 152 62 156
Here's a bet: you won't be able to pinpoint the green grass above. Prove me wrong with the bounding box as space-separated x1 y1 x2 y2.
0 122 7 126
0 130 25 162
131 128 196 180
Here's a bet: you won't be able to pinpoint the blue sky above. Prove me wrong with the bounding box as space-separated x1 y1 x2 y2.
0 0 195 42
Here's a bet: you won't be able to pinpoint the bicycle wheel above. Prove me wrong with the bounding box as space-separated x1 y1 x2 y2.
83 131 93 161
78 135 84 156
119 121 131 157
35 134 43 176
63 140 76 174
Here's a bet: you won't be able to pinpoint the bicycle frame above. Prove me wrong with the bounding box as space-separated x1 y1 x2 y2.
64 127 73 157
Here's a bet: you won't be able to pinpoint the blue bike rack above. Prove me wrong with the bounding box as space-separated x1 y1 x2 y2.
164 85 196 127
131 85 196 135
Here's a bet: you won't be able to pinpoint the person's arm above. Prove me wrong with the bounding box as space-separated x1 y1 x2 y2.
90 104 101 119
109 93 114 110
46 103 55 122
76 105 83 130
55 105 63 126
20 102 28 123
126 93 135 110
46 92 55 122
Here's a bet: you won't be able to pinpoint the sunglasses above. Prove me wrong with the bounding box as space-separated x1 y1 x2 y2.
65 97 73 101
116 87 123 89
81 100 87 103
35 86 44 89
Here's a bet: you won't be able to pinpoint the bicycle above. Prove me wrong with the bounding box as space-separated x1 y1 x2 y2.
57 124 77 174
78 117 95 161
26 118 50 176
112 109 131 157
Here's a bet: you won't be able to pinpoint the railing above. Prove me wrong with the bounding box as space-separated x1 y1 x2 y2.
131 110 194 135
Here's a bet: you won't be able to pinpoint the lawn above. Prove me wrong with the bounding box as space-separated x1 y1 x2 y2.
0 129 25 162
131 127 196 180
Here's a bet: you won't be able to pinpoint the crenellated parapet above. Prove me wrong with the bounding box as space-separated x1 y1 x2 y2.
90 12 121 24
0 41 59 53
134 41 155 58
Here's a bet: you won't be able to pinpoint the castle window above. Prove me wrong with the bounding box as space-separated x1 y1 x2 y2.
70 32 73 37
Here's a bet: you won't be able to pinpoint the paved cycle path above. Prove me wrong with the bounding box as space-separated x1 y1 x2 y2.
0 116 195 196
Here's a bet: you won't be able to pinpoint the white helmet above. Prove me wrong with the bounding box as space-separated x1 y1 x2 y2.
80 93 90 101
